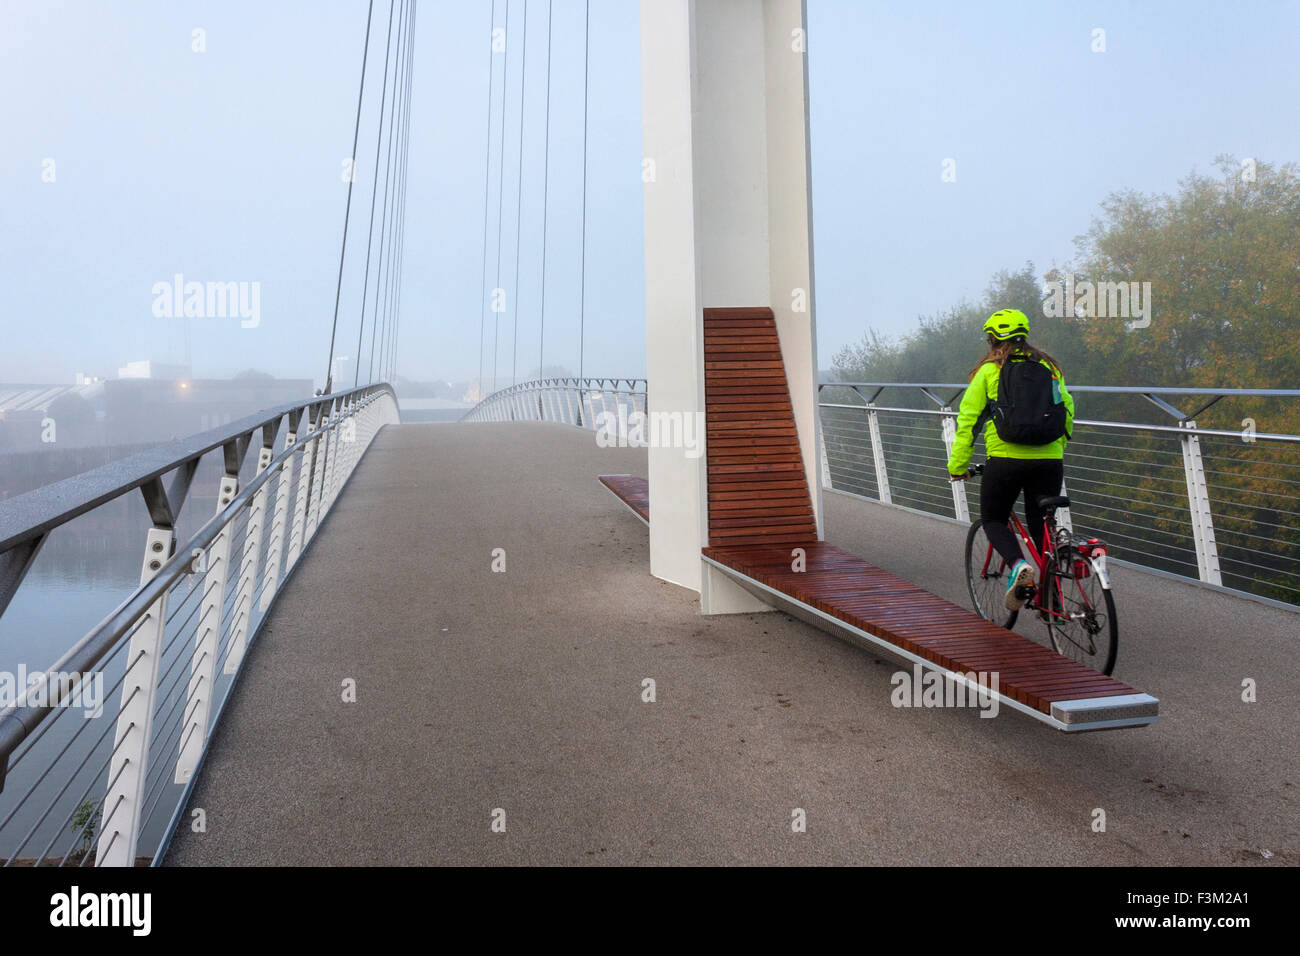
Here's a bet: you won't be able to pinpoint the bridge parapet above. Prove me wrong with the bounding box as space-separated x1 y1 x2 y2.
468 378 1300 609
462 377 646 429
819 383 1300 609
0 384 398 866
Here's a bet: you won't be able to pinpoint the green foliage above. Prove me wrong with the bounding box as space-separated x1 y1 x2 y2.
833 263 1091 386
833 156 1300 402
70 799 101 859
827 158 1300 603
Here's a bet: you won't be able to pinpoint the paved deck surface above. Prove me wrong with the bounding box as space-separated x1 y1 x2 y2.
166 422 1299 865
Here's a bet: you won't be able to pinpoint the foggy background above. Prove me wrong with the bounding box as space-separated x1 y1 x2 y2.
3 0 1297 396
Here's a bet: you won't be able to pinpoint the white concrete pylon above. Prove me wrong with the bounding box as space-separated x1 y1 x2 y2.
640 0 821 613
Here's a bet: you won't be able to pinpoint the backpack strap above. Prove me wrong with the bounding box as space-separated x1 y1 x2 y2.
971 364 999 440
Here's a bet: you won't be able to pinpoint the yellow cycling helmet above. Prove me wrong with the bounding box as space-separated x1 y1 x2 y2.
983 308 1030 341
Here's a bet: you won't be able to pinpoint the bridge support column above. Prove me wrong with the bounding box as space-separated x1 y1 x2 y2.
640 0 821 612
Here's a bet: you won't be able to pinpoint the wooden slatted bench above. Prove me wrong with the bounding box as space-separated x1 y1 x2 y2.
704 307 819 548
598 474 649 526
597 473 1158 732
593 306 1158 732
701 541 1158 731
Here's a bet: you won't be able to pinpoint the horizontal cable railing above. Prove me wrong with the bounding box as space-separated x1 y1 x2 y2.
819 383 1300 608
0 383 399 866
461 377 647 428
464 377 1299 608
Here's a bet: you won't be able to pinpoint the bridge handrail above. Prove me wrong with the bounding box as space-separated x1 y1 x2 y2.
817 381 1300 609
461 378 647 425
460 376 1299 608
820 382 1300 440
0 384 394 558
0 383 399 866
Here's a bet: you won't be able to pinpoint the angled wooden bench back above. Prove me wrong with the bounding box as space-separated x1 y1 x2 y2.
703 307 817 548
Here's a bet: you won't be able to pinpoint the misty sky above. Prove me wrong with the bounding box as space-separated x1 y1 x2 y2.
2 0 1298 390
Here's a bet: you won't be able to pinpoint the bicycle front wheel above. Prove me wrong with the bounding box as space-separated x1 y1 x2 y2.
1042 558 1118 675
965 519 1018 630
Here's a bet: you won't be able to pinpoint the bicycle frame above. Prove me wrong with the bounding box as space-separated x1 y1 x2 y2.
982 510 1099 625
965 462 1118 673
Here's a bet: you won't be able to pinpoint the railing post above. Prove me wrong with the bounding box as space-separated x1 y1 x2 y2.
1180 419 1223 585
286 410 317 572
325 398 346 508
306 408 328 542
175 470 237 785
96 524 173 866
337 400 358 495
940 408 969 521
226 444 272 674
260 416 298 609
316 402 337 527
819 423 832 489
867 405 892 505
1057 477 1074 532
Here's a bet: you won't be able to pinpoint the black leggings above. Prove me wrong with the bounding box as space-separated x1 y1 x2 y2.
980 457 1065 566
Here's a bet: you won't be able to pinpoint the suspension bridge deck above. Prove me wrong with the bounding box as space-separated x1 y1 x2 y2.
161 422 1297 865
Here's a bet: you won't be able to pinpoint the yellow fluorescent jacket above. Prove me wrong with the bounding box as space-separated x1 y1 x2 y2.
946 357 1075 475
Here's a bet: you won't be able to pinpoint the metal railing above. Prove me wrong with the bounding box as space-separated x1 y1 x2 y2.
819 383 1300 608
0 383 398 866
461 378 647 427
462 377 1299 607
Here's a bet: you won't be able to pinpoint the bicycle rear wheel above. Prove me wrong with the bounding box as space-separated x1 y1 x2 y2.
1041 556 1118 675
965 519 1018 629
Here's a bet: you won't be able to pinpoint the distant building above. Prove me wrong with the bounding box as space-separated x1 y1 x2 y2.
0 376 314 451
0 383 104 451
117 360 193 380
101 377 314 444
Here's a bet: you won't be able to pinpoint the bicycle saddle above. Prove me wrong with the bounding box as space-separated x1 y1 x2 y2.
1036 494 1070 510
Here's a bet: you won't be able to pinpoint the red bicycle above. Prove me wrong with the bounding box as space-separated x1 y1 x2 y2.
962 463 1118 675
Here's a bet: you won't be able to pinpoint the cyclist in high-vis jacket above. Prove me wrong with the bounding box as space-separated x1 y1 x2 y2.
948 309 1074 610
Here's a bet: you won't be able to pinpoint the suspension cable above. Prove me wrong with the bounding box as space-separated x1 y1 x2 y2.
509 0 529 387
353 0 397 387
324 0 376 394
378 3 414 380
477 0 497 401
492 0 511 393
368 0 409 382
386 0 418 381
538 0 552 381
578 0 590 383
373 0 411 382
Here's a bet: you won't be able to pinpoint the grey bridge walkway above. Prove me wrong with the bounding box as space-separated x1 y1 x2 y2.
165 423 1298 865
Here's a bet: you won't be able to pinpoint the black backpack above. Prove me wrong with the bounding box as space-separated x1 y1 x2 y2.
980 359 1068 445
